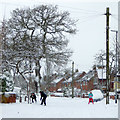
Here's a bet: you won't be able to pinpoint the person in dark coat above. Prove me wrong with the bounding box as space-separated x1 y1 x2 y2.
40 91 47 106
30 93 37 103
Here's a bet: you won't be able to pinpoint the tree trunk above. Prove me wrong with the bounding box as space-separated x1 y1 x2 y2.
35 60 42 92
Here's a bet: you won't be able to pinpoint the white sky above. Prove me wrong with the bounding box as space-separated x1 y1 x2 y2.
0 0 119 72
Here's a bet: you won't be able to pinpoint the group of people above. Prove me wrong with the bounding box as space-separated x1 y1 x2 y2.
30 91 94 105
30 91 47 106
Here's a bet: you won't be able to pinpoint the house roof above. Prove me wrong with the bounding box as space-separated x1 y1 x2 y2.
51 77 63 84
63 71 85 83
78 70 95 82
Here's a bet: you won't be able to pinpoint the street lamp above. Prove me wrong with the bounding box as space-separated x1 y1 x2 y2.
111 30 118 104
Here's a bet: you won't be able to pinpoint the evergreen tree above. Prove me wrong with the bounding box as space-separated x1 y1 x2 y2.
0 71 14 92
0 76 6 92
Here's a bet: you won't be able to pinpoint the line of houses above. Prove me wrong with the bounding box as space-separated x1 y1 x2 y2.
47 66 116 97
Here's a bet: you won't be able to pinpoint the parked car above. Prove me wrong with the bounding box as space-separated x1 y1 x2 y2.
91 89 104 102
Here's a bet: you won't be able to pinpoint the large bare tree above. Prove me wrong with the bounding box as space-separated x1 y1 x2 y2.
1 5 77 96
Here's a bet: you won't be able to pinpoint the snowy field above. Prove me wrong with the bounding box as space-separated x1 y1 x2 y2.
0 96 118 118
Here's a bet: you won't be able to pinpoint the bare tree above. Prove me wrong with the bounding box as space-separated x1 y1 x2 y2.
1 5 77 97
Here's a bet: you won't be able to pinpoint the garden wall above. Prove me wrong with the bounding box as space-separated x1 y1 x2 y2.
0 92 16 103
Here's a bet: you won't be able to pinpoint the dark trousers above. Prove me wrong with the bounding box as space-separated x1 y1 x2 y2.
41 97 46 105
31 98 36 103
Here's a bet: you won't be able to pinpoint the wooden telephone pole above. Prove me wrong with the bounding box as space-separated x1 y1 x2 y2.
104 7 111 104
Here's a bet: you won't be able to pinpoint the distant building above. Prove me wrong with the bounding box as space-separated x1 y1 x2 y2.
76 69 98 93
96 65 115 92
49 68 99 97
62 71 86 91
96 67 106 91
49 77 65 92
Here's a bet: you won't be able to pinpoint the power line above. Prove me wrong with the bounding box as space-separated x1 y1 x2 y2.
111 14 120 22
0 1 103 15
58 5 103 15
77 14 103 24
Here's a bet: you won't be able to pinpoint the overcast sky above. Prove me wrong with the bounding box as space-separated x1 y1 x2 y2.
0 0 119 72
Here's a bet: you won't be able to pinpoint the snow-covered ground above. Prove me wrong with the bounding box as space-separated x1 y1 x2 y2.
0 96 118 118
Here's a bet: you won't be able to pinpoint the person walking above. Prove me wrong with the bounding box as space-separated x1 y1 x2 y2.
88 91 94 104
40 91 47 106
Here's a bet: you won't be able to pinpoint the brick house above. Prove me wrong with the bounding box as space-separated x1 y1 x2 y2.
48 71 86 93
62 71 86 89
48 68 99 97
48 77 65 92
96 67 115 92
61 69 98 97
77 69 98 93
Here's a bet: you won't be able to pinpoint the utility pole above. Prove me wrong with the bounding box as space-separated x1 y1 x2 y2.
111 30 118 104
72 61 74 98
104 7 111 104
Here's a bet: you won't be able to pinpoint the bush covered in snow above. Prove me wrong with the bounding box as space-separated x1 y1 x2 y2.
91 89 104 102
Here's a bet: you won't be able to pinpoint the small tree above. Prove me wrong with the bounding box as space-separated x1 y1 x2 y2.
0 77 6 92
0 71 14 92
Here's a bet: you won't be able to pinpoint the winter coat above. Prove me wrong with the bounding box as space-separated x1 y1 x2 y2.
40 91 47 100
88 93 93 98
30 93 36 99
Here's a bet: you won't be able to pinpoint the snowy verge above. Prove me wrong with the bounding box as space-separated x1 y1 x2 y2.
0 97 118 118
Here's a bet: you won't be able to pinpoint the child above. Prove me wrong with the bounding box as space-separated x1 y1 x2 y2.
88 91 94 104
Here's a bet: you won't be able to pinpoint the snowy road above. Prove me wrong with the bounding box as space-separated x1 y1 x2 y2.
0 97 118 118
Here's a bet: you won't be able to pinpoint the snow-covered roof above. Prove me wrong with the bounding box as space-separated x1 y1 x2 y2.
74 72 83 78
52 77 63 84
62 72 84 83
79 70 94 82
67 77 72 83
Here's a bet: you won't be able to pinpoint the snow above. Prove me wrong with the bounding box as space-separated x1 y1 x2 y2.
91 89 104 99
74 72 83 78
51 92 64 97
0 92 16 95
0 74 6 79
78 70 94 82
109 92 115 96
52 77 63 83
67 77 72 82
0 96 118 118
13 87 21 96
97 68 106 79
